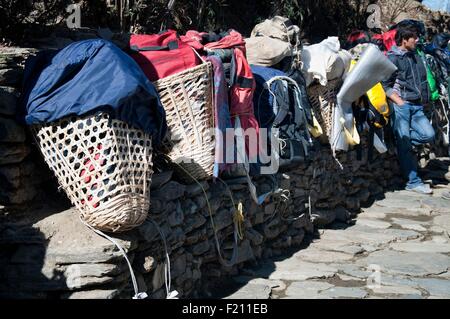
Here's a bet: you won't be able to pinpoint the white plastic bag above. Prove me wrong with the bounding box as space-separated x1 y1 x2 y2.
301 37 351 86
328 50 352 82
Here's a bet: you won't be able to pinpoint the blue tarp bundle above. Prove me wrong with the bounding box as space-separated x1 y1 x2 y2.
21 39 167 145
426 33 450 69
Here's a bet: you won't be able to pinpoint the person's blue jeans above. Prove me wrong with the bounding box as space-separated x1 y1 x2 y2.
391 103 435 188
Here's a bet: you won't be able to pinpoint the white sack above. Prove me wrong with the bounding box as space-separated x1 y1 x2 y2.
301 37 351 86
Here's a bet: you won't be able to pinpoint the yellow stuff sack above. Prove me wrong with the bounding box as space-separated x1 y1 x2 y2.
366 83 390 128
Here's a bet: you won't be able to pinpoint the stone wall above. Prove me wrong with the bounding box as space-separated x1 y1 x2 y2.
0 133 406 298
0 44 442 299
0 47 54 211
2 155 403 299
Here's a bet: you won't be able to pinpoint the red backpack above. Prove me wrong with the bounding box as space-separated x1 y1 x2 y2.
204 30 260 160
372 30 397 53
345 30 371 49
382 29 397 52
130 30 200 82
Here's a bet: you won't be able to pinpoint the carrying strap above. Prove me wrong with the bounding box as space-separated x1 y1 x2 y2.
265 76 310 131
293 85 312 145
265 77 290 127
368 126 375 161
354 103 367 161
79 218 147 300
169 158 241 268
130 40 179 52
229 49 238 87
354 100 388 161
236 76 254 89
147 217 179 299
439 97 450 146
216 178 246 240
263 76 312 162
235 117 274 205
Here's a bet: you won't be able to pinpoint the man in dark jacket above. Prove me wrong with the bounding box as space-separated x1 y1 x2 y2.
382 27 435 194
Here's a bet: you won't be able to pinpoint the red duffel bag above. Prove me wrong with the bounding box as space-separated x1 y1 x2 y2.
130 30 200 82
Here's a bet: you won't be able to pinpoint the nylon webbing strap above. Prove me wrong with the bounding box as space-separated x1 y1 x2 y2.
267 79 289 128
283 20 293 28
235 118 273 205
131 40 179 52
236 76 253 89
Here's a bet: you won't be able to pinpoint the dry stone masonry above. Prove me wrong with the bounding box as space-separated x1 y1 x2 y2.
0 47 53 210
0 145 405 299
226 184 450 299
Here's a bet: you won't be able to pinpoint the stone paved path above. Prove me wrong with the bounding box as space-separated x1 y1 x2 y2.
223 185 450 299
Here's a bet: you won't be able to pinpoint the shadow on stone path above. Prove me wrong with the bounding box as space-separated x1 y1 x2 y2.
219 174 450 299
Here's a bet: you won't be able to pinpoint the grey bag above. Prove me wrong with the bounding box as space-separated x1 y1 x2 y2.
251 16 300 45
245 36 292 67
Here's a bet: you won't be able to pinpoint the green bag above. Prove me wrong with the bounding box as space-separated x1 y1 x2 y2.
417 48 440 102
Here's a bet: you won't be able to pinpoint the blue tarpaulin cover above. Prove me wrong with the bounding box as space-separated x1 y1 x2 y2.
21 39 167 145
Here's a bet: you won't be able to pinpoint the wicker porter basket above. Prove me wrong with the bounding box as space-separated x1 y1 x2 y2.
154 62 215 183
307 79 342 141
33 112 153 233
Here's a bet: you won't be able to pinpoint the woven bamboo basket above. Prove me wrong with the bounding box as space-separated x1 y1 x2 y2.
154 62 215 183
32 112 153 233
307 79 342 141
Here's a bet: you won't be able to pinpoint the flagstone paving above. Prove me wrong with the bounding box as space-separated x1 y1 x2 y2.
222 185 450 299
